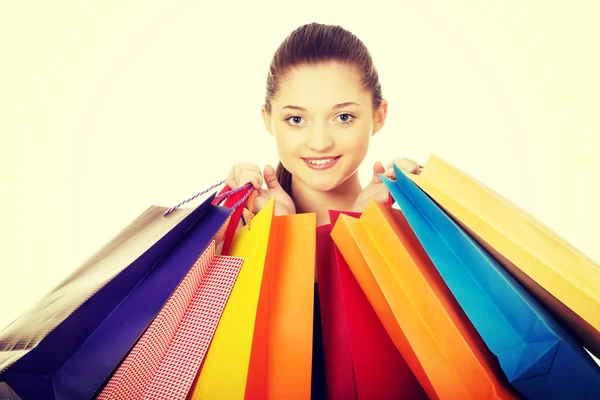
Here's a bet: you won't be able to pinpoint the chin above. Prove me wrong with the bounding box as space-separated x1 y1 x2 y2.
307 180 341 193
294 170 352 193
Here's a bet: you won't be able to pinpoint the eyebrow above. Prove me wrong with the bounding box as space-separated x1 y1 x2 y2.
282 102 360 111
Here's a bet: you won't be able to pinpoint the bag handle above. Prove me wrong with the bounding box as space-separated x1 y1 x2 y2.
163 181 256 254
162 181 252 216
211 183 257 254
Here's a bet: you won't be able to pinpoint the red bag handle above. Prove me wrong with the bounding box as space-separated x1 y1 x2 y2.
386 192 394 207
212 184 255 254
163 181 255 255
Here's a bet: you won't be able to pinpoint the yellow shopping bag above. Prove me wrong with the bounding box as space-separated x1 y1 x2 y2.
408 153 600 359
188 199 275 399
188 200 317 399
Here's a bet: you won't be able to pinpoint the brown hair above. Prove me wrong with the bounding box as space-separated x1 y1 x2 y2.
265 22 383 197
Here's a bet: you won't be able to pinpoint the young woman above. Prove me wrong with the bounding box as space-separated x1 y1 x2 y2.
225 22 421 227
224 22 421 398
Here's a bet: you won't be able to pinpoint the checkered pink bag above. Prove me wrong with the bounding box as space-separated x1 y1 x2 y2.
97 240 243 400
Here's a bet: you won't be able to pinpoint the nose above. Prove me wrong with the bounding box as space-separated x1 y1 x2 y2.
305 124 334 152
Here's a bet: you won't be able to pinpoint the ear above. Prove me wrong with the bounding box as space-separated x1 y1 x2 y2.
261 104 274 136
372 98 388 136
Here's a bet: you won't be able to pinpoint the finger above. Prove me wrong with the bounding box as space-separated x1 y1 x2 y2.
263 164 283 190
388 157 416 169
371 161 386 184
226 164 261 189
235 163 262 174
390 157 421 174
382 166 395 179
225 166 240 189
236 171 263 190
250 195 266 213
224 173 237 190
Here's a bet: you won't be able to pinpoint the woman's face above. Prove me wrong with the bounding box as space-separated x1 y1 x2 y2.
263 62 387 192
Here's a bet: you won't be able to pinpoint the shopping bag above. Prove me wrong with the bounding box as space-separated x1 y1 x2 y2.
408 154 600 359
189 198 275 398
190 202 317 399
331 201 520 399
384 164 600 398
317 210 427 399
0 191 238 400
244 212 316 399
96 240 244 399
314 202 390 398
315 213 359 400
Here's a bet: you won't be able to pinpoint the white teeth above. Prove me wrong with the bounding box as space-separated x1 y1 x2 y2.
308 158 335 165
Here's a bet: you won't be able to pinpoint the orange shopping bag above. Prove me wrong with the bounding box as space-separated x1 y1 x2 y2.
409 154 600 359
317 210 427 399
331 201 520 400
244 212 316 399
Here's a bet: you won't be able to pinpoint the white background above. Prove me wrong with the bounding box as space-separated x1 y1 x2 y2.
1 0 599 342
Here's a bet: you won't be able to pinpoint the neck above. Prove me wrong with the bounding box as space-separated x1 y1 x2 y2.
291 173 363 226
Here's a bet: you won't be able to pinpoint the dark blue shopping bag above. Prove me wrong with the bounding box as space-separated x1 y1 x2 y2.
383 164 600 399
0 193 233 400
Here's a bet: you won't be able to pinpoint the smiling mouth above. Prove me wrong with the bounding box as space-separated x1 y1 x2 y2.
302 156 341 170
307 158 335 164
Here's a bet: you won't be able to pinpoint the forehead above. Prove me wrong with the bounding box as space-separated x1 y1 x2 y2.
273 62 370 109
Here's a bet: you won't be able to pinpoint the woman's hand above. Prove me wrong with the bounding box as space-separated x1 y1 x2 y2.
352 157 421 213
225 163 296 216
